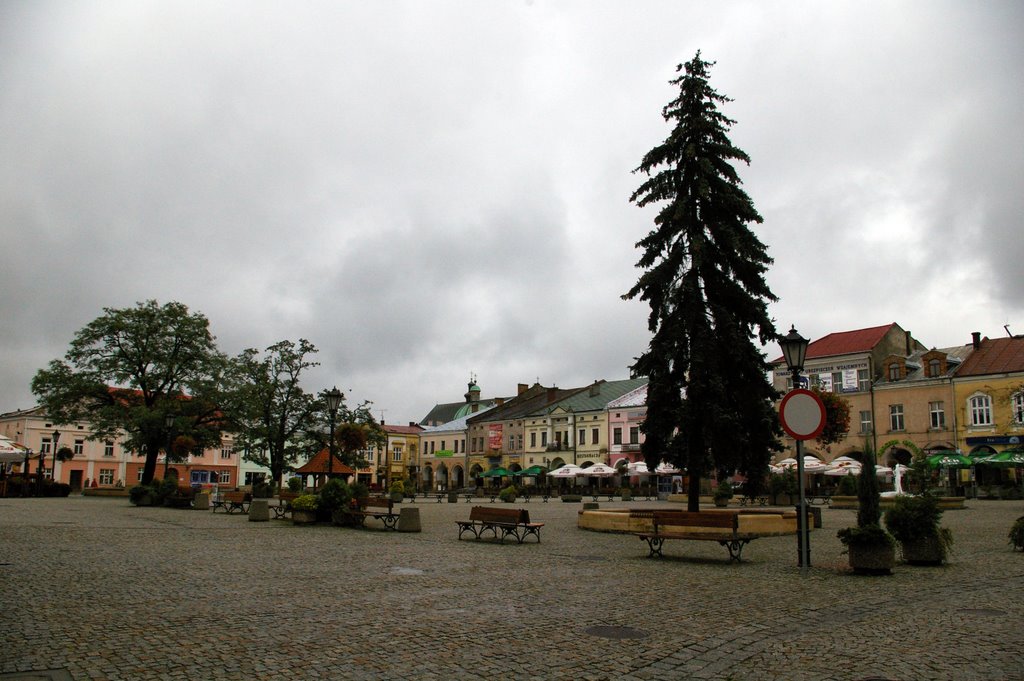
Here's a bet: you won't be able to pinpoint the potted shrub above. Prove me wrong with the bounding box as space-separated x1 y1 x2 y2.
1008 516 1024 551
768 473 791 505
290 494 319 524
498 485 517 503
319 478 354 524
389 480 405 504
837 446 895 575
620 487 632 502
884 493 953 565
129 484 154 506
713 480 733 507
287 476 303 493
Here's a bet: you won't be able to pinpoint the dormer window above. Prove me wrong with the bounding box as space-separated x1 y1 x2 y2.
927 359 941 377
888 363 901 381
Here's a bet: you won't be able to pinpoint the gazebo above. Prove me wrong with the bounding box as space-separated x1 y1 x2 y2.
294 448 356 490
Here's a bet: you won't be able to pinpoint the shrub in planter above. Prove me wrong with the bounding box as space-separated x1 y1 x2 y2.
884 493 953 565
129 484 154 506
837 444 895 575
389 480 405 503
291 494 319 524
498 485 517 503
318 478 353 515
713 480 733 506
837 474 858 496
287 476 303 493
1008 516 1024 551
620 487 632 501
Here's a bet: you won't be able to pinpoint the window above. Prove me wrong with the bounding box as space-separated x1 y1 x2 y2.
99 469 114 485
41 438 52 455
365 448 375 463
888 363 900 381
74 439 84 456
104 441 115 457
541 432 548 447
578 429 586 446
219 471 231 484
508 435 514 450
831 372 843 393
889 404 904 431
613 428 623 446
629 426 640 445
244 472 266 485
220 445 233 459
970 394 993 426
439 441 444 452
392 447 403 462
858 369 870 392
137 468 145 482
1013 392 1024 424
928 359 942 378
530 432 536 448
592 428 599 445
859 410 872 434
929 401 945 429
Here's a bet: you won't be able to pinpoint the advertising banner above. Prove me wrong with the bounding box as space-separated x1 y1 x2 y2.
487 424 503 451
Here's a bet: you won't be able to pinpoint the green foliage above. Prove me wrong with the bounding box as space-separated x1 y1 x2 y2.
286 476 303 493
837 524 895 548
317 478 353 513
390 479 405 495
403 478 416 496
857 444 882 528
498 485 518 502
349 481 369 500
837 474 858 496
227 339 321 490
713 480 733 501
624 52 781 512
290 494 319 511
1009 516 1024 551
157 477 180 502
55 446 75 462
129 484 152 504
884 494 953 561
31 300 228 486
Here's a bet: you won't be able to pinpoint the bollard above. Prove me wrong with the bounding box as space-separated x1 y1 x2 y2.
397 507 421 532
248 498 269 522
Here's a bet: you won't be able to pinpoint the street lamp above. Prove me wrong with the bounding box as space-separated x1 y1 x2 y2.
779 325 811 570
39 430 59 494
163 414 175 477
325 387 343 479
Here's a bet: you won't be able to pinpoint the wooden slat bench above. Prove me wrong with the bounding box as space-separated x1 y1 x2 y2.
350 496 400 530
272 491 301 519
455 506 544 544
212 490 250 514
637 510 761 562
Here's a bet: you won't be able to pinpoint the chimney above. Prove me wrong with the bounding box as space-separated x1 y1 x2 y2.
518 383 529 395
589 380 601 397
905 331 912 354
547 387 558 402
471 404 479 413
972 331 982 349
409 421 416 428
495 397 505 406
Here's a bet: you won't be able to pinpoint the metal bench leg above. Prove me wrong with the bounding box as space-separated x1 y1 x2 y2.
642 536 665 558
721 539 750 563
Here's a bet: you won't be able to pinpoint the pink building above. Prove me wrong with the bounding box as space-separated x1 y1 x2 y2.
607 384 647 468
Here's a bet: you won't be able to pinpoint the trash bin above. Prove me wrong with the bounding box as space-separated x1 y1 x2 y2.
397 507 421 532
248 498 269 522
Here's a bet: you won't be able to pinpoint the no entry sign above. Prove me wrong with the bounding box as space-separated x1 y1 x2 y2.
778 389 826 441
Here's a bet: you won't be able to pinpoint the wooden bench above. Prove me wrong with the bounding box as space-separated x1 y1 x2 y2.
738 495 770 507
212 490 250 514
636 510 762 562
591 490 618 502
272 491 301 519
350 496 400 530
456 506 543 544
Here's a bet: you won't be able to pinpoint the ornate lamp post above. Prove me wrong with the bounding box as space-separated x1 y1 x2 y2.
38 430 59 494
163 414 175 478
325 387 343 480
779 325 811 569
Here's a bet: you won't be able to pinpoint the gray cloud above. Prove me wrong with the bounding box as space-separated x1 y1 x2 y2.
2 1 1021 421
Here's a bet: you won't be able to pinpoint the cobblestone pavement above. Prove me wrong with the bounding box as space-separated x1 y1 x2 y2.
1 496 1022 681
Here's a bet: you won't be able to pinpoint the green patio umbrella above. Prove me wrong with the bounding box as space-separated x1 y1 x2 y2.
514 465 547 476
926 452 973 468
973 450 1024 467
480 467 509 478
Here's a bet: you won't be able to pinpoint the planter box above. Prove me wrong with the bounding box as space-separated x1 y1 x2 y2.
561 494 582 503
900 536 945 566
848 542 896 575
292 509 317 525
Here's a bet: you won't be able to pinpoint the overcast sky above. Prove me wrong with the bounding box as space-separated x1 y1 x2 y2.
2 1 1021 425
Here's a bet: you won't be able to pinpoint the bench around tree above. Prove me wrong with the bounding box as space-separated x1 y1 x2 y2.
456 506 544 544
637 510 765 562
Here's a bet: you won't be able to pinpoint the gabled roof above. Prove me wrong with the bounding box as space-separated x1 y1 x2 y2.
293 448 355 475
805 324 897 359
466 384 589 424
420 405 495 434
956 336 1024 377
608 383 648 409
383 424 424 436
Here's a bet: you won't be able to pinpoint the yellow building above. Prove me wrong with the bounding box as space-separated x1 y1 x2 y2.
952 333 1024 457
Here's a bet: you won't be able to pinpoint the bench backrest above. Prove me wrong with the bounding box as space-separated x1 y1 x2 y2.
278 491 300 502
223 491 248 502
652 510 738 531
361 496 393 511
469 506 525 524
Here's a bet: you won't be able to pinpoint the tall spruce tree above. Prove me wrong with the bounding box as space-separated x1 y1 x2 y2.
625 53 782 511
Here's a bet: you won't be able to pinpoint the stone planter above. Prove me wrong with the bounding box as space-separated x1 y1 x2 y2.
621 491 632 502
900 536 945 566
714 497 730 507
561 494 583 503
847 542 896 575
292 509 317 525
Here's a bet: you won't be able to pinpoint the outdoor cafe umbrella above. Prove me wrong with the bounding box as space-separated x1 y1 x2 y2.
973 450 1024 467
480 467 510 478
655 462 682 475
548 464 585 478
578 462 618 477
626 461 652 476
514 465 547 477
926 452 974 468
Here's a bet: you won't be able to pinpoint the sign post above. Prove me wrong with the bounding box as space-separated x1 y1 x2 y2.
779 388 826 571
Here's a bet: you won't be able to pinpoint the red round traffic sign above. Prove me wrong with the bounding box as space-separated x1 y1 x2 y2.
778 389 826 441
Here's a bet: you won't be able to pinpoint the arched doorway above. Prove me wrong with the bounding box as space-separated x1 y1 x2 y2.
423 464 434 492
452 465 464 490
436 464 449 491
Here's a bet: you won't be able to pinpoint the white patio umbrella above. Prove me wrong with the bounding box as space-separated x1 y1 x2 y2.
775 457 798 468
548 464 585 478
626 461 652 476
802 457 829 473
578 463 617 477
655 462 682 474
0 435 27 464
824 464 861 477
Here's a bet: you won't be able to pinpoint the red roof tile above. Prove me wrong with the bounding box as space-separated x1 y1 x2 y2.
383 424 424 435
294 448 355 475
955 337 1024 376
805 324 896 359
